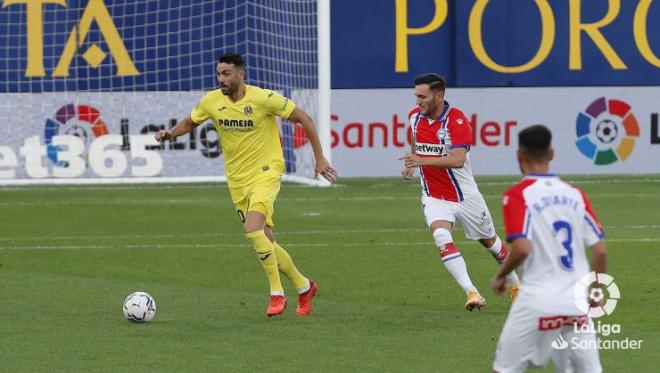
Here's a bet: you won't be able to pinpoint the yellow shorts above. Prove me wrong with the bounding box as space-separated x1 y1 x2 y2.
228 171 281 227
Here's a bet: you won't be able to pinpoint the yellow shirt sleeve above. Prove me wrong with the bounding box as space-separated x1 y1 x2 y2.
264 90 296 119
190 95 210 124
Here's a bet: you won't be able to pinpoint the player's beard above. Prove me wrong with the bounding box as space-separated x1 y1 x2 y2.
220 83 234 96
420 103 435 116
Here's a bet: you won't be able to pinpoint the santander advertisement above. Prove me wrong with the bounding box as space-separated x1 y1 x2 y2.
329 88 660 177
2 87 659 182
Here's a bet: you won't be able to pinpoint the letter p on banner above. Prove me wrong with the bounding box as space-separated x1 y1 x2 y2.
395 0 448 72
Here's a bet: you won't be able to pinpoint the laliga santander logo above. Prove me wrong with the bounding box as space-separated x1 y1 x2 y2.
574 272 620 318
44 103 109 166
575 97 640 165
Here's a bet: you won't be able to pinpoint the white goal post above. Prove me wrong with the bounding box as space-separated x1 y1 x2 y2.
0 0 331 187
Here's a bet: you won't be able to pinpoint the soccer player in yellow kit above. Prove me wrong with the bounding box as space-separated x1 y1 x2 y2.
155 53 337 317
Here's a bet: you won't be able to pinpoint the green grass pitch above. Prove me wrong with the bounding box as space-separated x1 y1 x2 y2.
0 175 658 372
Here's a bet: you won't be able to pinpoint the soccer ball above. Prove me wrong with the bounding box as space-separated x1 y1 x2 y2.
122 291 157 323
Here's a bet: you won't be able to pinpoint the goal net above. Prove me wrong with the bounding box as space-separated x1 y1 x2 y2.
0 0 330 186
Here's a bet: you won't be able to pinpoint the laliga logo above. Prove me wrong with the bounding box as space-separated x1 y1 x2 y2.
575 97 640 165
574 272 620 318
44 103 109 166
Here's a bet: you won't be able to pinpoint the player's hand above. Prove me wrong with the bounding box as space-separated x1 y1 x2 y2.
315 157 337 182
490 275 506 295
399 153 423 168
154 129 172 143
402 167 415 180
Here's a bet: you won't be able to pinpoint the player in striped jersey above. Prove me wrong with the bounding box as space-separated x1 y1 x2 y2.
400 73 519 311
491 125 605 372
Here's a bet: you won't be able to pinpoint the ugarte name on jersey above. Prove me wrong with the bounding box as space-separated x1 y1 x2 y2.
531 194 581 213
415 142 448 156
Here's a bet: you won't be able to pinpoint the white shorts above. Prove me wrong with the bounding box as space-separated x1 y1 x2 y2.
421 193 496 240
493 299 602 373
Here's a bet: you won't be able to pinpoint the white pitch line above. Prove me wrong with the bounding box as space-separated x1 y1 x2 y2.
0 199 231 207
1 238 659 251
0 193 658 207
0 183 329 192
0 177 658 193
479 178 660 186
0 241 429 251
0 225 658 243
0 228 430 242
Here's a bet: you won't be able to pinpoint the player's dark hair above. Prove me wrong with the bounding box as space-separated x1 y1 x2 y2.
415 73 447 92
519 124 552 160
414 73 446 91
218 53 245 68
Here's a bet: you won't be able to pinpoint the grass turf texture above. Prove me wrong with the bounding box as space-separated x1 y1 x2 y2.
0 175 658 372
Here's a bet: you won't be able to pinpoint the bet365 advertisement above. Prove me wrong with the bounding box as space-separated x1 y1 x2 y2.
0 92 216 180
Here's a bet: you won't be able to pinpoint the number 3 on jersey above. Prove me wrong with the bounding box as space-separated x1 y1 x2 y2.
553 220 574 270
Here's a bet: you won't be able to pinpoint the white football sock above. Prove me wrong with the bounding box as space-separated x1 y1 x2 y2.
487 237 519 285
443 254 478 293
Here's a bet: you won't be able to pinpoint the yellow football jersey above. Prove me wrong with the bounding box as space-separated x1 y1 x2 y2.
190 85 295 187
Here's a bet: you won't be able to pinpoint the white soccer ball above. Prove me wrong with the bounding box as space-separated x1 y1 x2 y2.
122 291 157 323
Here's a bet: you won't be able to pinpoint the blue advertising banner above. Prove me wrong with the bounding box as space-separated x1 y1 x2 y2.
0 0 318 92
0 0 222 92
1 0 659 91
332 0 660 88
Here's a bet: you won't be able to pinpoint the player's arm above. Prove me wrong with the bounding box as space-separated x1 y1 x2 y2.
589 240 607 274
287 107 337 182
402 129 416 180
155 116 201 142
492 188 528 294
491 237 530 294
587 240 608 308
580 189 607 274
400 147 467 169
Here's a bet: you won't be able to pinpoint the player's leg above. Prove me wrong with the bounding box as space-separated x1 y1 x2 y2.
253 172 317 316
479 236 508 264
243 210 286 316
263 226 310 291
430 219 479 295
231 178 286 316
479 235 520 300
456 193 520 299
423 195 484 310
493 303 551 373
552 323 602 373
271 239 317 316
